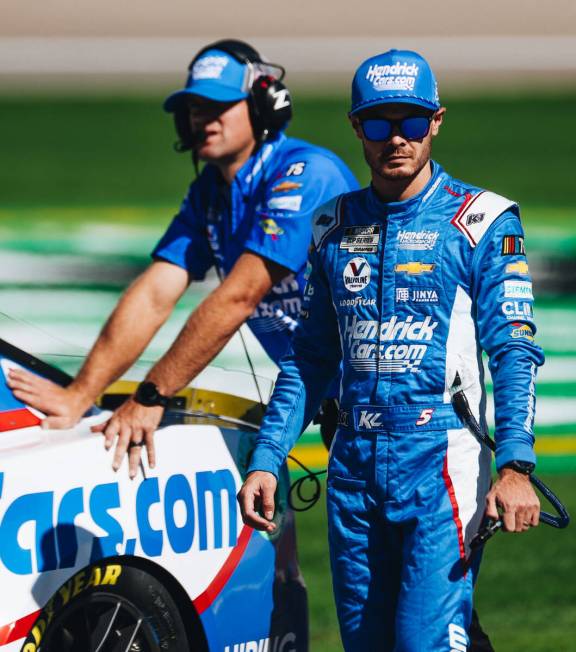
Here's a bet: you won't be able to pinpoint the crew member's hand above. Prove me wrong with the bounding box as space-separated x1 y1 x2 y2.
6 368 91 429
486 468 540 532
237 471 278 533
92 398 161 479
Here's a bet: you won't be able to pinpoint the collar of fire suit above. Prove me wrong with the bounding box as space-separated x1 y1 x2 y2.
367 159 446 219
233 131 287 190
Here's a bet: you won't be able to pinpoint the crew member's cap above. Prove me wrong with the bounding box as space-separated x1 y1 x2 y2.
164 48 250 112
350 49 440 115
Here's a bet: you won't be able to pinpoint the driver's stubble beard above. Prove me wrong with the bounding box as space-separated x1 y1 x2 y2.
365 137 432 184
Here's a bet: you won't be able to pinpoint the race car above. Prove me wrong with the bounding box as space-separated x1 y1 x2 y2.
0 337 307 652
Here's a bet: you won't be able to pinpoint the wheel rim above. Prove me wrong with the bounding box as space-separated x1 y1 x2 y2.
39 594 161 652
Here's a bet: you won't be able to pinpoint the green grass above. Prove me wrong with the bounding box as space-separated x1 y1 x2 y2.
296 475 576 651
1 92 576 222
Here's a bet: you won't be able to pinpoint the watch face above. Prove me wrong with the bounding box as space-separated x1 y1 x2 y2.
506 460 535 475
136 382 166 407
140 383 159 402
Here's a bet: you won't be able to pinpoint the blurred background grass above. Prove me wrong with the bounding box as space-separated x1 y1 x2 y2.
2 92 576 215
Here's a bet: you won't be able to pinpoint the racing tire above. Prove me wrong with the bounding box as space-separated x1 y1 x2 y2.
21 559 195 652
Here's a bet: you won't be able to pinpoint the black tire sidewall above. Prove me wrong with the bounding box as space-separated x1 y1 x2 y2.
21 559 191 652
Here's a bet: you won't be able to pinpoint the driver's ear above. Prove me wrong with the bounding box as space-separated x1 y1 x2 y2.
349 116 363 140
430 107 446 137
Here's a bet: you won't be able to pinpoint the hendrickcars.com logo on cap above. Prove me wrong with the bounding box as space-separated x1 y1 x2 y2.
192 54 230 80
350 49 440 114
163 48 250 111
366 60 420 91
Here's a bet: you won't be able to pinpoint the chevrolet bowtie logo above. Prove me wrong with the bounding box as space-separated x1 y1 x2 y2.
394 262 436 275
505 261 530 275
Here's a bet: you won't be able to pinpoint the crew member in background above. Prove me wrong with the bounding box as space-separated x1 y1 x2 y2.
8 39 358 475
239 48 543 651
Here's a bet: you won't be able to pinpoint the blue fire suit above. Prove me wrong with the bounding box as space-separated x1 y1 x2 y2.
152 131 358 365
249 161 544 651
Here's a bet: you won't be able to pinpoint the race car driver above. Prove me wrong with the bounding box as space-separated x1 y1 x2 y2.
7 39 357 476
239 48 545 650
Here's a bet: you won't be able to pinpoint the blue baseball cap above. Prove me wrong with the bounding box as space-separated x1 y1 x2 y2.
350 49 440 115
163 48 250 112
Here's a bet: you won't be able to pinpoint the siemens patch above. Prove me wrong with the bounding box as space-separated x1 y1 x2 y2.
503 280 533 299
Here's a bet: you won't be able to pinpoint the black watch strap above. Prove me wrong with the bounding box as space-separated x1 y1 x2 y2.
501 460 535 475
134 381 170 408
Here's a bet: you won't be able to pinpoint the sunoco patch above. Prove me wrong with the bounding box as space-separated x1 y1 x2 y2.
340 225 380 253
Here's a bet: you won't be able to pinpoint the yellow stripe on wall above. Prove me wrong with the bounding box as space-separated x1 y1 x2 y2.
288 436 576 471
535 436 576 455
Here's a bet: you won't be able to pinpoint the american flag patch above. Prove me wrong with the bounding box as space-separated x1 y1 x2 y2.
501 235 525 256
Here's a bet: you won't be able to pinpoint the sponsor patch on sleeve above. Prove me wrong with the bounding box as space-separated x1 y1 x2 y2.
510 322 534 341
502 300 534 320
271 181 302 193
501 235 526 256
285 161 306 176
267 195 303 212
505 260 530 275
259 218 285 239
503 280 533 299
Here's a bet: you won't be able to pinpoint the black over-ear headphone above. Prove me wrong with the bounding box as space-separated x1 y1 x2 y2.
174 39 293 151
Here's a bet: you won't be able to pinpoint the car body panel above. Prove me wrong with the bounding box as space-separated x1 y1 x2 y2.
0 345 307 652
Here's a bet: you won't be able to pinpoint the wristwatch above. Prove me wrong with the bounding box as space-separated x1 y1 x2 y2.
134 381 170 408
501 460 535 475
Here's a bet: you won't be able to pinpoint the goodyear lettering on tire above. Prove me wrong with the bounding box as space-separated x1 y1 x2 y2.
21 563 122 652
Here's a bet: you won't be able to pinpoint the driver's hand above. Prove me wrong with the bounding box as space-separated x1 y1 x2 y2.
486 468 540 532
237 471 278 533
7 368 91 429
91 397 161 479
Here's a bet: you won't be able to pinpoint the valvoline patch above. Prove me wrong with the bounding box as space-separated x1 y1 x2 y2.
0 359 42 431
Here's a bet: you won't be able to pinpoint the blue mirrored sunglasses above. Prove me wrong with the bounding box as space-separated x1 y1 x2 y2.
361 115 433 141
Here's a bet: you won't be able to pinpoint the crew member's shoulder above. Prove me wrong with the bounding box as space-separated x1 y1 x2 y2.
276 136 354 178
444 176 519 248
311 188 365 250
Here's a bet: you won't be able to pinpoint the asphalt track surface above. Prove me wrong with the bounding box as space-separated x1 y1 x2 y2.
3 0 575 39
